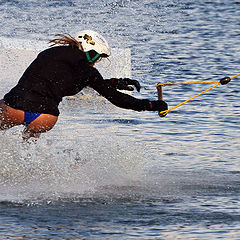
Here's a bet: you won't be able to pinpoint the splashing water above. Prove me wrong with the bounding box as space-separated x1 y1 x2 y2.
0 124 147 203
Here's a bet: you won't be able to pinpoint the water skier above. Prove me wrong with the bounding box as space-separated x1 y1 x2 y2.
0 30 168 141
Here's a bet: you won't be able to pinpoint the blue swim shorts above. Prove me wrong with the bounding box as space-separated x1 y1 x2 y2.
23 111 41 126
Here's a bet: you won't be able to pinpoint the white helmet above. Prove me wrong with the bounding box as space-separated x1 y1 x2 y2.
75 30 110 57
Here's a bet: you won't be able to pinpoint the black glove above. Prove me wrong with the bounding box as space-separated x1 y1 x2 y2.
110 78 141 92
147 100 168 112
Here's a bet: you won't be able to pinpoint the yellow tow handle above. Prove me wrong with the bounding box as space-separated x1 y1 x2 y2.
157 73 240 117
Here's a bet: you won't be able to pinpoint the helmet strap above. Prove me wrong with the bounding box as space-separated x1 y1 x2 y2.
85 52 100 63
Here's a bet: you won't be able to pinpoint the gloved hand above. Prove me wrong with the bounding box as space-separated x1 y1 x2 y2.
147 100 168 112
110 78 141 92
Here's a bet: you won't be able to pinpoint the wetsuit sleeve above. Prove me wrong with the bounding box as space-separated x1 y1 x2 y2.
88 71 152 111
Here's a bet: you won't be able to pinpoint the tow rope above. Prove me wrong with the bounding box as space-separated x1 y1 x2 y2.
156 73 240 117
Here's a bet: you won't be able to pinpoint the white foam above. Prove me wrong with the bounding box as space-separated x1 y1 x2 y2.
0 36 48 51
0 127 145 202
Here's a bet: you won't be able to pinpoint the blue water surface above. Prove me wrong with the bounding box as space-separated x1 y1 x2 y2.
0 0 240 239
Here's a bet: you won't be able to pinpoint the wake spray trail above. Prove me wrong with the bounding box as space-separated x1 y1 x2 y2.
0 124 146 203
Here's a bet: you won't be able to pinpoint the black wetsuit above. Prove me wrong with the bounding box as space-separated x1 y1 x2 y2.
4 46 165 116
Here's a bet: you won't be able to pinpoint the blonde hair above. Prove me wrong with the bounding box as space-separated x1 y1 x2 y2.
49 34 83 51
